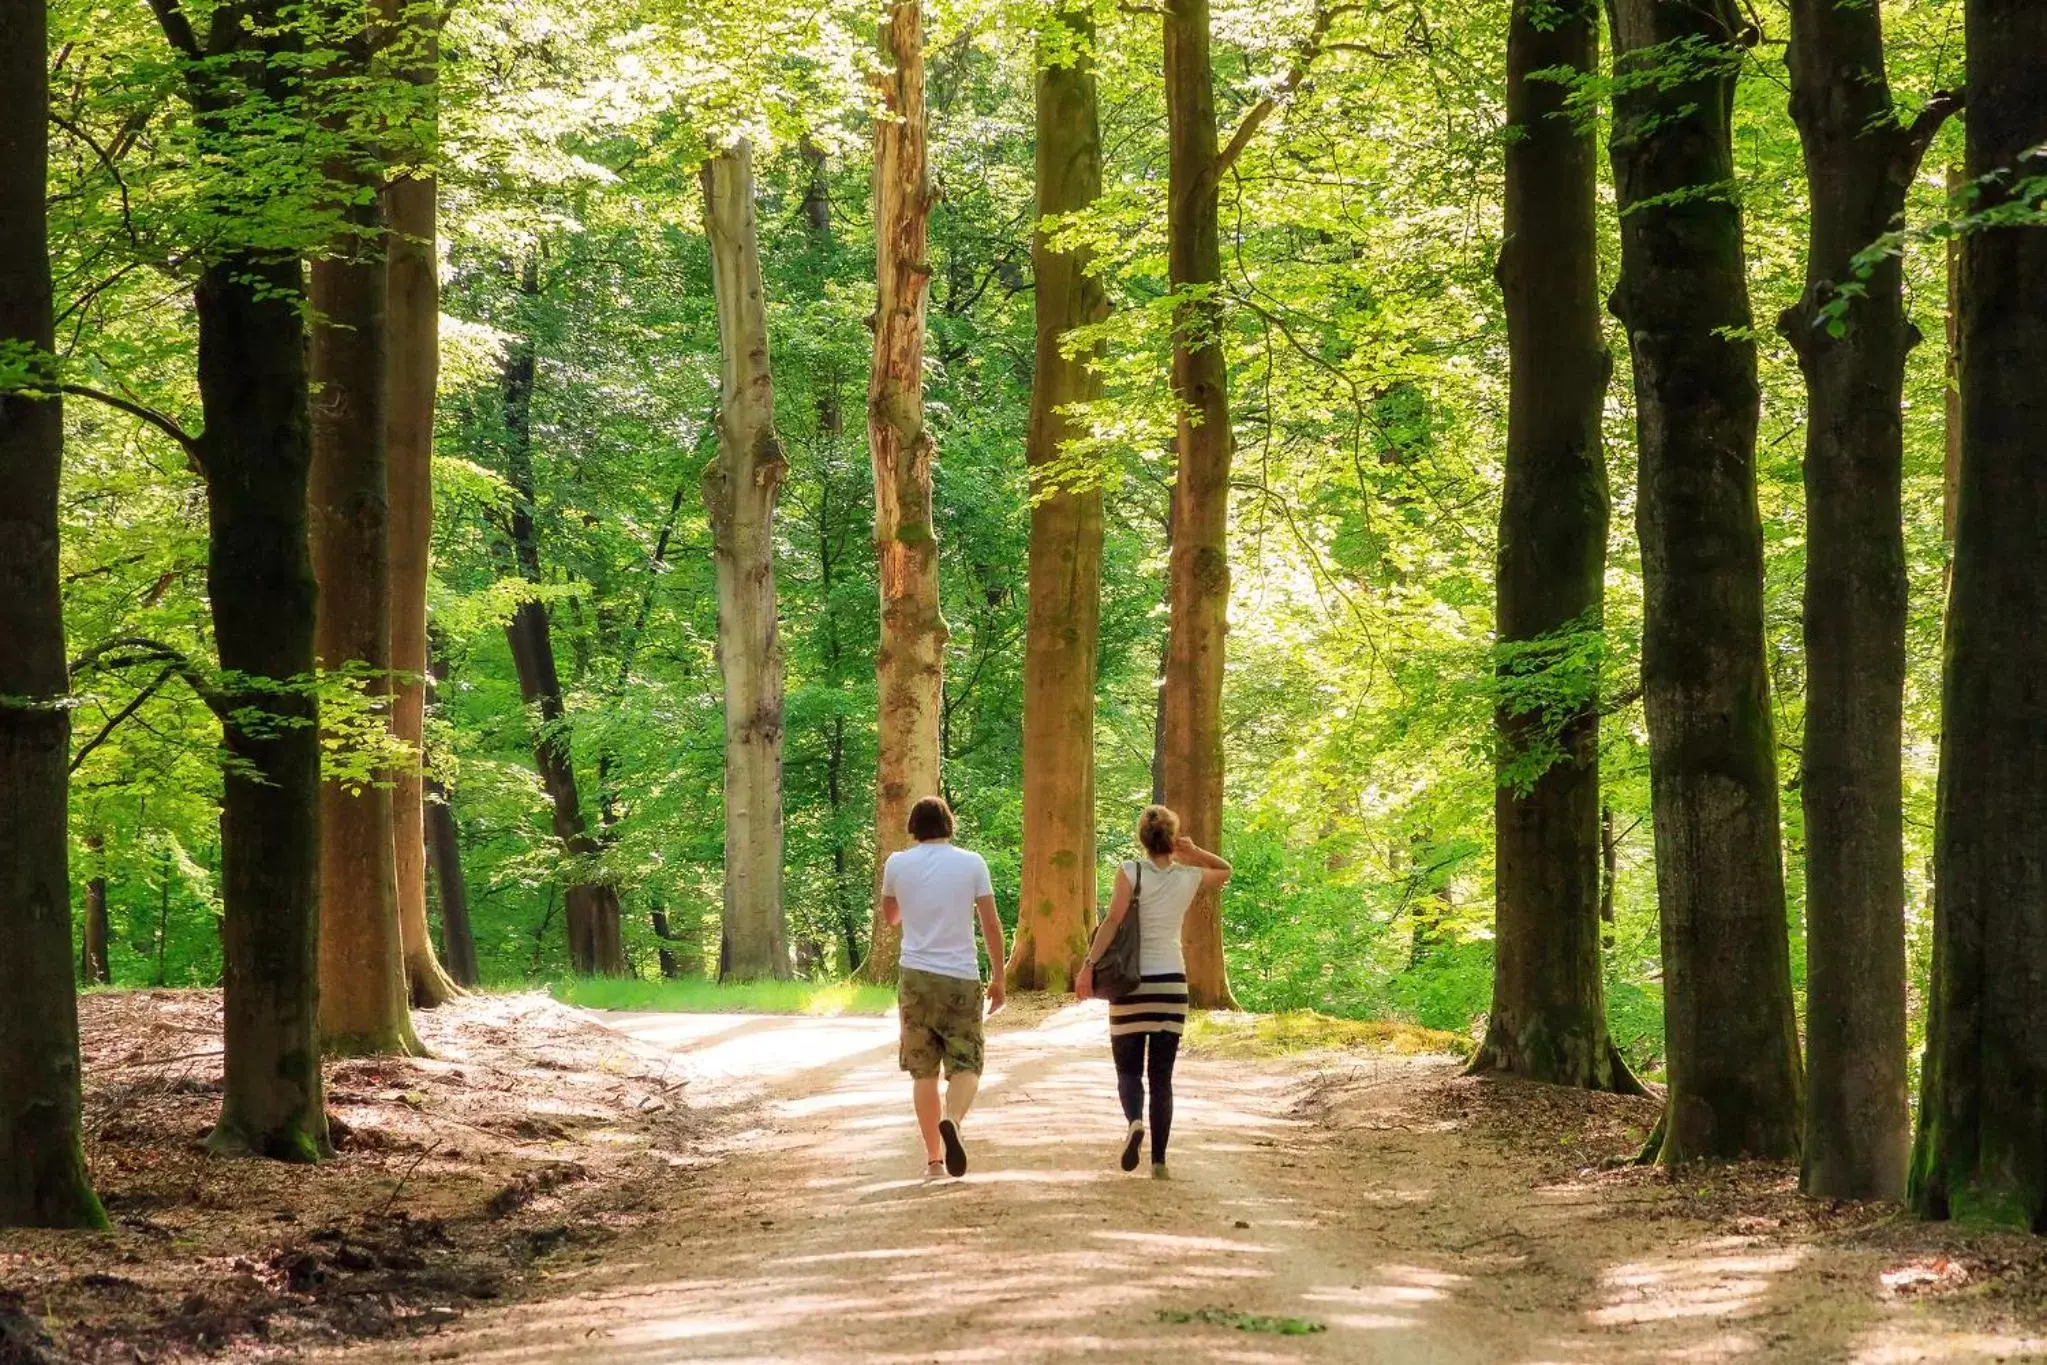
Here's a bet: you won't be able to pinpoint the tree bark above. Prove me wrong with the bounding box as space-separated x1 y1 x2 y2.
498 273 626 976
1781 0 1950 1202
1161 0 1237 1009
860 0 945 985
139 0 331 1159
197 253 333 1160
700 141 790 982
0 1 105 1221
385 5 459 1009
1910 0 2047 1233
1606 0 1804 1163
310 99 419 1057
1471 0 1636 1093
81 834 112 986
1012 0 1107 994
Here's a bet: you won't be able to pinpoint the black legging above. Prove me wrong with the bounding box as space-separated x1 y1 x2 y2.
1112 1030 1181 1164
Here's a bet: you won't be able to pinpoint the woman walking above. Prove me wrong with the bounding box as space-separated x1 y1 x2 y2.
1075 805 1232 1178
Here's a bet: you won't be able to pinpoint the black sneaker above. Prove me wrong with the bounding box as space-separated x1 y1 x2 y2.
1120 1120 1145 1173
939 1118 968 1177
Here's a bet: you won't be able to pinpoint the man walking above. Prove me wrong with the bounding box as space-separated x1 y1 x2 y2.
882 796 1006 1178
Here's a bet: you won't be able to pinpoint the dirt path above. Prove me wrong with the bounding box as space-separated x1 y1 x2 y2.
331 1001 2047 1365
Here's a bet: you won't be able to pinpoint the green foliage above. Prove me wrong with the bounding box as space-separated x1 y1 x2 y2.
549 976 895 1015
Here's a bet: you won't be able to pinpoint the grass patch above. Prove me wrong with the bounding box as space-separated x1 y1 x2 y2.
1157 1308 1326 1336
1185 1009 1471 1060
550 976 896 1017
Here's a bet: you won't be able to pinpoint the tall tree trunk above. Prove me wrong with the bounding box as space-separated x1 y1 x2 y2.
700 141 790 982
1781 0 1952 1203
1161 0 1236 1009
1943 164 1963 547
81 834 112 986
385 4 459 1009
423 660 478 986
860 0 944 985
1471 0 1635 1093
1606 0 1803 1164
497 276 626 976
0 4 104 1221
1012 0 1107 994
1911 0 2047 1232
311 101 419 1057
197 252 333 1160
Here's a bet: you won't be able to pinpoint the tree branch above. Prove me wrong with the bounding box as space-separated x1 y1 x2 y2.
145 0 203 57
59 383 203 467
1214 0 1357 179
71 666 178 773
71 636 224 716
1898 89 1965 184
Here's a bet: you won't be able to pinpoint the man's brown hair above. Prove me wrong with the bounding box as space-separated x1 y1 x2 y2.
907 795 955 842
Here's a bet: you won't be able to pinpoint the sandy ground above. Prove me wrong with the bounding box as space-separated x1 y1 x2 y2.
321 999 2047 1365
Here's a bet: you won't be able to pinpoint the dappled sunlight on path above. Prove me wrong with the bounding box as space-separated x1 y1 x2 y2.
331 1004 2047 1364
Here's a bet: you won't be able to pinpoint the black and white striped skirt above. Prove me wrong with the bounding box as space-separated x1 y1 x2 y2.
1108 972 1190 1037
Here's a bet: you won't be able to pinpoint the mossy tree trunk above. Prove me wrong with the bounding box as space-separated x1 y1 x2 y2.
860 0 944 986
700 141 791 982
1781 0 1955 1203
1910 0 2047 1233
1012 0 1107 995
1471 0 1637 1094
1606 0 1804 1163
0 0 106 1222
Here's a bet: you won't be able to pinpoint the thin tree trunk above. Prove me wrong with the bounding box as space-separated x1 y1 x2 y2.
700 141 790 982
311 99 419 1057
1161 0 1236 1009
385 4 458 1009
860 0 945 985
0 5 104 1220
197 251 333 1160
1012 0 1107 994
497 272 625 976
1911 0 2047 1232
422 661 478 985
1606 0 1803 1163
81 835 111 986
424 775 478 986
1782 0 1953 1202
1471 0 1637 1093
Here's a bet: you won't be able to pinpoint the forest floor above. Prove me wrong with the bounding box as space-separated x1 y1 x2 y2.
6 993 2047 1363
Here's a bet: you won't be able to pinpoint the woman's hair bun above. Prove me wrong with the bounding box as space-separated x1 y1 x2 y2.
1137 804 1180 857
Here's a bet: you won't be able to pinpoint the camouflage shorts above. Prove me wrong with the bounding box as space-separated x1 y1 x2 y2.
897 968 985 1079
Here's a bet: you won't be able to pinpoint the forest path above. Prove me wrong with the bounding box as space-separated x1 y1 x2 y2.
334 1000 2043 1365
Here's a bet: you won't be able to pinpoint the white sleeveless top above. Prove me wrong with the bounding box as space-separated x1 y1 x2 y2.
1124 859 1203 977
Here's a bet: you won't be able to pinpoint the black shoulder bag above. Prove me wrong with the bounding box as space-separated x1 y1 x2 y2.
1091 861 1144 1003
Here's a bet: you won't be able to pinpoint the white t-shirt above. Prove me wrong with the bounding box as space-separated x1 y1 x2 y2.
1125 859 1204 977
882 841 993 982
